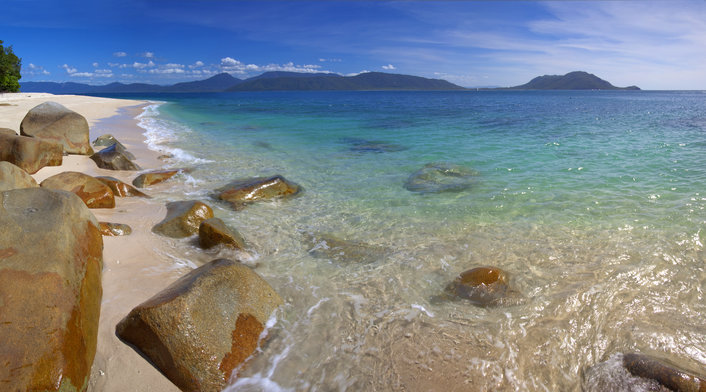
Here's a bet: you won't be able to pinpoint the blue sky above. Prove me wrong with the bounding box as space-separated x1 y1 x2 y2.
3 0 705 89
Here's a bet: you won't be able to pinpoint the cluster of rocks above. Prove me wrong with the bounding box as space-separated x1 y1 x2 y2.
0 101 288 392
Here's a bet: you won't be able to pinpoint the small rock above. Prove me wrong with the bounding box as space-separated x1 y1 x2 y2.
20 101 94 155
40 171 115 209
199 217 246 250
216 175 301 210
132 169 181 188
90 143 141 171
446 266 509 306
0 161 39 191
404 162 478 193
623 353 706 392
305 232 388 264
116 258 283 392
152 200 214 238
99 222 132 236
95 176 150 198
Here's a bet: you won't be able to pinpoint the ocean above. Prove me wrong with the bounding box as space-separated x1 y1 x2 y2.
117 90 705 390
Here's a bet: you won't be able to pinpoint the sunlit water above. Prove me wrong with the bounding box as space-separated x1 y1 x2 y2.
122 90 705 390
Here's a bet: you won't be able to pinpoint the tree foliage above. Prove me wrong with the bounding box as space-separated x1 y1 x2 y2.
0 40 22 93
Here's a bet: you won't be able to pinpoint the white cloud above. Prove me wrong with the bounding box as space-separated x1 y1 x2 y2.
189 60 205 69
148 67 186 74
141 52 155 58
62 64 77 74
218 57 327 75
133 60 156 69
113 51 127 57
92 62 99 67
26 63 50 76
382 64 396 70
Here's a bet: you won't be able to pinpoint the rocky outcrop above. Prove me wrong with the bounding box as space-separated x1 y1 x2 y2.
0 161 39 191
152 200 214 238
95 176 150 198
132 169 181 188
0 188 103 392
116 258 283 392
20 101 94 155
90 143 141 171
198 218 246 250
404 162 478 193
216 175 301 210
445 266 509 306
99 222 132 236
0 132 63 174
305 232 388 264
40 171 116 209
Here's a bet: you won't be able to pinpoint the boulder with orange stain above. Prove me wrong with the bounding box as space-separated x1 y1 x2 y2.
40 171 115 209
116 259 282 392
0 188 103 391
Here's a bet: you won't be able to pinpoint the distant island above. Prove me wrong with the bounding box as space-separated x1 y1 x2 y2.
20 70 639 93
505 71 640 90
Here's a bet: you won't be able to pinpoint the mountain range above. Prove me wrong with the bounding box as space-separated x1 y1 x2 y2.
20 71 639 93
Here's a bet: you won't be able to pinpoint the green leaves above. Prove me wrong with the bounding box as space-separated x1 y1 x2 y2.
0 40 22 93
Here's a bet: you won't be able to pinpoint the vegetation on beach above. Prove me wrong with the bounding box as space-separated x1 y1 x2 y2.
0 40 22 93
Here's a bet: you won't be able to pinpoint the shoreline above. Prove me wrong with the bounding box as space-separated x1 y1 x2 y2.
0 93 181 391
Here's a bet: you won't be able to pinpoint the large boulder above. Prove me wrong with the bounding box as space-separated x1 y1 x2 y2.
404 162 478 193
0 127 18 136
0 161 39 191
132 169 181 188
20 101 94 155
116 258 283 392
40 171 116 209
0 188 103 392
95 176 150 198
0 132 63 174
198 217 246 250
90 143 141 171
93 134 136 160
216 175 301 210
445 266 509 307
152 200 214 238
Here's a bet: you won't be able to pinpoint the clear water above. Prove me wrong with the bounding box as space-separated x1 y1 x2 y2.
128 90 705 391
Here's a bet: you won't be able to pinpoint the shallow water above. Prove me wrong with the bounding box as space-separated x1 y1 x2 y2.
124 90 705 390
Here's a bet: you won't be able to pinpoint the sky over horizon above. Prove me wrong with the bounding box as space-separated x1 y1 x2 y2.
3 0 705 90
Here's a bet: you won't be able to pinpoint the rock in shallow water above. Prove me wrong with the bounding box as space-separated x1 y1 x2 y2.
0 188 103 392
445 266 509 307
116 258 283 392
152 200 214 238
199 217 246 250
305 232 389 264
404 162 478 193
216 175 301 210
20 101 94 155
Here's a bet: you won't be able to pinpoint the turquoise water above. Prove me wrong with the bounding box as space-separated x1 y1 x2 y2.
131 90 705 390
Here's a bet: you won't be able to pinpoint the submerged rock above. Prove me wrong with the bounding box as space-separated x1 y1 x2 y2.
583 352 705 392
341 137 407 153
132 169 182 188
0 132 63 174
216 175 301 210
0 188 103 392
116 258 283 392
90 143 141 171
0 161 39 191
20 101 94 155
199 217 246 250
404 162 478 193
95 176 150 198
305 232 389 264
152 200 214 238
99 222 132 236
445 266 509 307
40 171 116 209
